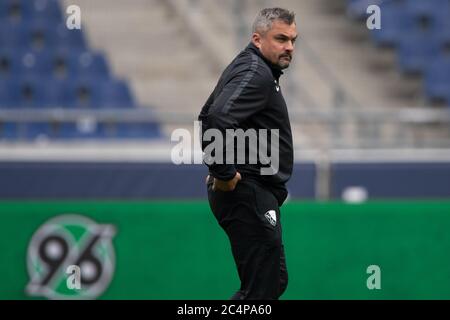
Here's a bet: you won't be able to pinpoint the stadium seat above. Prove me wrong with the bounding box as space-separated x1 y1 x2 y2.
424 57 450 103
58 120 103 139
439 29 450 49
3 76 77 109
347 0 383 20
64 78 101 108
24 121 55 139
97 80 135 108
51 23 87 49
397 34 441 74
17 50 53 77
0 0 22 22
0 48 17 78
41 78 69 107
24 19 57 50
370 1 415 47
405 0 450 21
369 0 450 47
101 122 161 139
2 19 62 50
21 0 63 22
67 51 110 79
0 0 63 22
0 20 86 50
0 1 9 19
0 21 28 48
9 76 48 108
0 79 20 108
406 4 450 36
52 47 85 78
0 122 19 139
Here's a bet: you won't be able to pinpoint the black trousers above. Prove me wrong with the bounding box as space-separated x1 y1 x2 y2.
207 177 288 300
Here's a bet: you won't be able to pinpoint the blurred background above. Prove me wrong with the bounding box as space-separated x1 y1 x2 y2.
1 0 450 299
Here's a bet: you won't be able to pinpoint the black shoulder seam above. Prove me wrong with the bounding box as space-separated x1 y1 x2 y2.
252 53 274 79
223 53 259 114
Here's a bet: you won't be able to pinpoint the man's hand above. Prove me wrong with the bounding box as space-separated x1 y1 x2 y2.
206 172 242 192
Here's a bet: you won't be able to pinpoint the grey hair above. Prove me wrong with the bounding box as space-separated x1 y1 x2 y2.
252 7 296 34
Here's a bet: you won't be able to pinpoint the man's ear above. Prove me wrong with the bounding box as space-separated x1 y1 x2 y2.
252 33 262 49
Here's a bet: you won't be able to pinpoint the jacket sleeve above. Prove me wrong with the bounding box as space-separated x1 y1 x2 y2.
202 63 271 180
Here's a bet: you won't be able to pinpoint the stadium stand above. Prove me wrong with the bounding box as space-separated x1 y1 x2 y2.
0 0 161 140
347 0 450 105
0 0 450 201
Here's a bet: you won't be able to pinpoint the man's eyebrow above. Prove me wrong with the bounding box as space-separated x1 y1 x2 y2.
275 34 298 40
275 34 290 39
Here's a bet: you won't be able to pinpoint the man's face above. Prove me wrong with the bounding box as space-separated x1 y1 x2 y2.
252 20 298 69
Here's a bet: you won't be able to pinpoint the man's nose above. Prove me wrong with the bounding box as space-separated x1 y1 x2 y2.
285 41 294 52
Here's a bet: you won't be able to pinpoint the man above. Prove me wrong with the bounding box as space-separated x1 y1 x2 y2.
198 7 297 300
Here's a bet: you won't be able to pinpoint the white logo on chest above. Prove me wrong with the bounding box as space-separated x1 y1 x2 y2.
274 80 280 92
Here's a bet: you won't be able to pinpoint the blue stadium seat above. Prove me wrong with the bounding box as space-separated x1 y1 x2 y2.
0 0 62 22
21 0 63 22
405 0 450 12
0 21 28 48
24 121 55 139
0 81 6 106
17 50 53 77
0 122 19 139
405 0 450 22
424 57 450 103
0 0 22 22
51 23 87 49
97 79 135 108
0 48 18 78
0 2 11 20
0 79 20 108
0 20 86 50
43 77 135 109
9 76 48 108
41 78 69 107
368 0 450 47
406 3 450 35
438 28 450 48
1 76 71 109
18 19 55 50
100 122 161 139
52 47 82 78
347 0 383 20
371 1 415 47
58 121 103 139
397 34 441 74
64 78 101 108
68 51 110 79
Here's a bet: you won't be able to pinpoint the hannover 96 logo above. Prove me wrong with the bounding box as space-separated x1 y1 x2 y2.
26 215 116 299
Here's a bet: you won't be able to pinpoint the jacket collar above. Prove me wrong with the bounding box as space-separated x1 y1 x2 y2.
245 42 284 79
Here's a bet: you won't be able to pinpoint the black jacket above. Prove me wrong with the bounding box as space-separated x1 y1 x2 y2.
198 42 293 205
